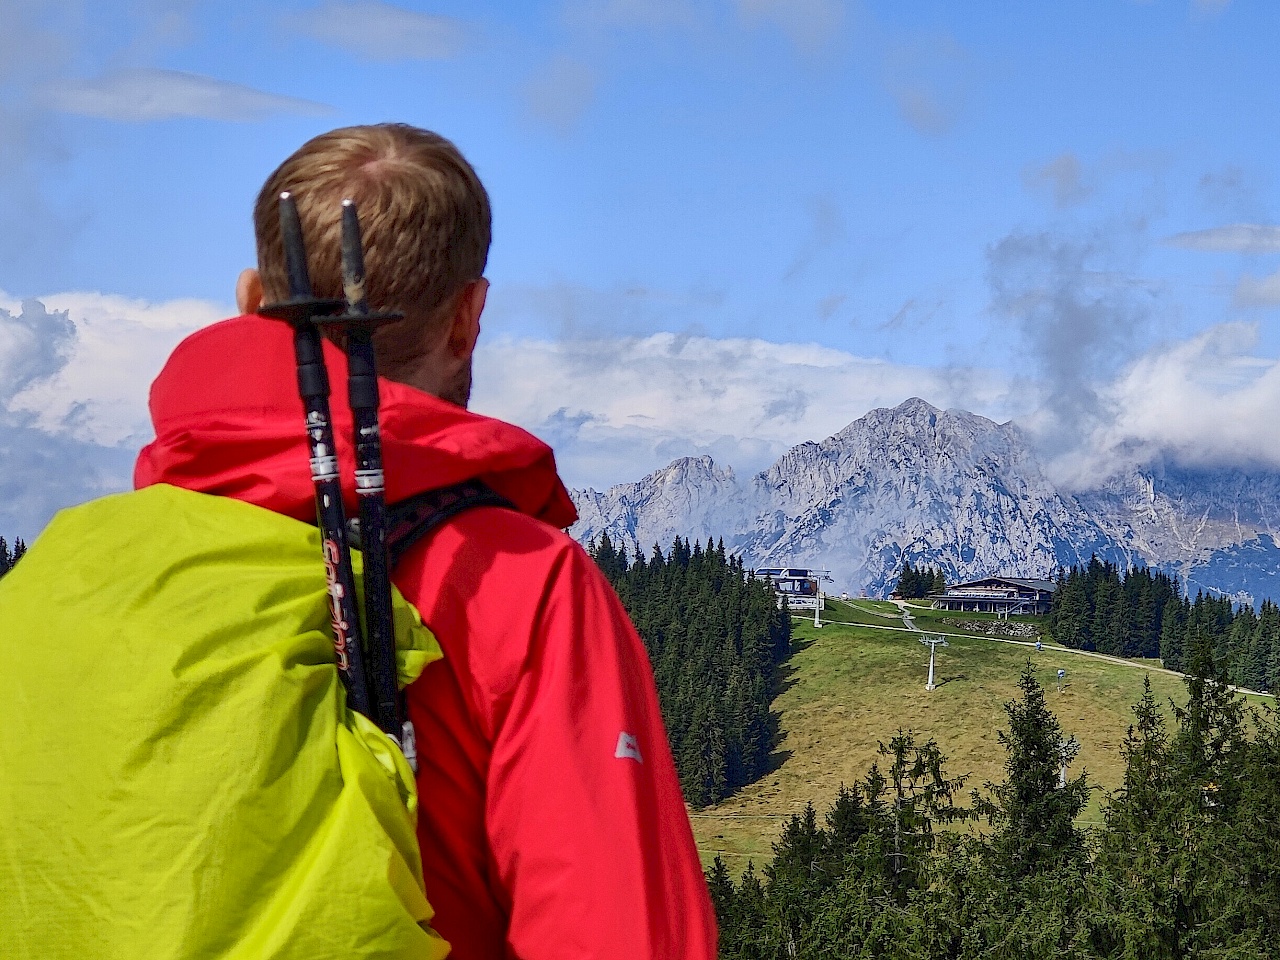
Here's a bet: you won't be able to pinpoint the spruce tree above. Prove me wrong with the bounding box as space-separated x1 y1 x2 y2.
978 663 1089 880
1050 567 1091 649
589 534 789 806
764 803 830 951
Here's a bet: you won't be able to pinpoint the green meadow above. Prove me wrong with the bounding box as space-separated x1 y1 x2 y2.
690 598 1269 867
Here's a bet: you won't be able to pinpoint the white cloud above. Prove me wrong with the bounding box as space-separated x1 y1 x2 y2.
10 288 1280 542
471 332 1017 489
0 299 74 403
287 1 469 61
0 291 225 540
478 322 1280 497
2 291 225 446
42 69 332 122
1164 223 1280 253
1049 323 1280 488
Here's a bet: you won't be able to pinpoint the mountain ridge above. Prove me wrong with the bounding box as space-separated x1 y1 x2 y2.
568 398 1280 602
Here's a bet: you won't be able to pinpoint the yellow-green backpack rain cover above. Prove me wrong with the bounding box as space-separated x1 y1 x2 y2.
0 484 450 959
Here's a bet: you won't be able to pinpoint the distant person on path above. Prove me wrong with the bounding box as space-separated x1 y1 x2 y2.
134 124 716 959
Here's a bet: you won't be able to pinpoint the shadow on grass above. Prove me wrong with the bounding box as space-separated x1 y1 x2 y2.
790 637 817 655
759 637 815 777
774 638 816 697
933 673 969 689
764 747 794 776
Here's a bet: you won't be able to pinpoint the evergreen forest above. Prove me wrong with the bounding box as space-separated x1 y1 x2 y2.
893 561 946 599
0 536 25 580
589 534 791 807
709 648 1280 959
1051 557 1280 692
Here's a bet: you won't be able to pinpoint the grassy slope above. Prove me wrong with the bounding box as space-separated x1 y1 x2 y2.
690 599 1268 867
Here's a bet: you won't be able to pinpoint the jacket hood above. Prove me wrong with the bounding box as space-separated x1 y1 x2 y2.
135 314 578 529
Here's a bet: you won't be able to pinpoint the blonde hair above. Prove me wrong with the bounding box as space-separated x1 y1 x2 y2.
253 124 491 375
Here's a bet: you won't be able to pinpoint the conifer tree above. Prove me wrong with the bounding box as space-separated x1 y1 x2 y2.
589 534 789 805
0 535 23 580
1051 567 1091 649
764 803 829 949
977 663 1089 879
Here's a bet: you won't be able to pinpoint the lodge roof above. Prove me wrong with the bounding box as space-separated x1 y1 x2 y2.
947 576 1057 593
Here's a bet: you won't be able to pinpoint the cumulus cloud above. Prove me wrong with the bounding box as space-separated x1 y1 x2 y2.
10 285 1280 540
474 319 1280 499
1164 223 1280 254
4 291 225 445
287 1 469 61
42 69 332 122
0 299 75 403
1075 322 1280 484
525 56 599 134
471 331 1015 490
0 291 224 540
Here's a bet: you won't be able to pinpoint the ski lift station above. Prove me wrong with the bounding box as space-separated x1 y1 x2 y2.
755 567 832 611
928 576 1056 617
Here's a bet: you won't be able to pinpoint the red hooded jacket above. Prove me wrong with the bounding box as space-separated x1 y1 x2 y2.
135 315 718 960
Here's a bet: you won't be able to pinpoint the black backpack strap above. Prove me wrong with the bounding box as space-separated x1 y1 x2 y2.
384 478 516 568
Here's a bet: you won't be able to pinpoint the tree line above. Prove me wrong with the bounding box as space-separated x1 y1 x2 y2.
1051 556 1280 692
709 645 1280 958
0 536 26 580
589 534 791 807
893 561 946 599
1049 558 1181 659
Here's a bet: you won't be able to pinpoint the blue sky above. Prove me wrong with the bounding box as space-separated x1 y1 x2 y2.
3 0 1280 539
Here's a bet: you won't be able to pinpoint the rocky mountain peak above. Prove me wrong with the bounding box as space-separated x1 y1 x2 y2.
568 399 1280 602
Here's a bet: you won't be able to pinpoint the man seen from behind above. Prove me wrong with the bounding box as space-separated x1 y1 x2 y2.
134 123 718 960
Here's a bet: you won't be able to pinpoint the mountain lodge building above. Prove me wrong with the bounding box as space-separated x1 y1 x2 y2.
755 567 830 611
929 576 1056 617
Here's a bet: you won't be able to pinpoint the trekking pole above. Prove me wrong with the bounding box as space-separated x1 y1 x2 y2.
322 198 415 766
260 191 376 723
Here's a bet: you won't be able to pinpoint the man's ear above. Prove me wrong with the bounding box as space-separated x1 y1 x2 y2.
447 278 489 358
236 268 264 315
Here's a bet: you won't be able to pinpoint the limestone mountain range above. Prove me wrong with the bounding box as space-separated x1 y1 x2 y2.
569 398 1280 603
